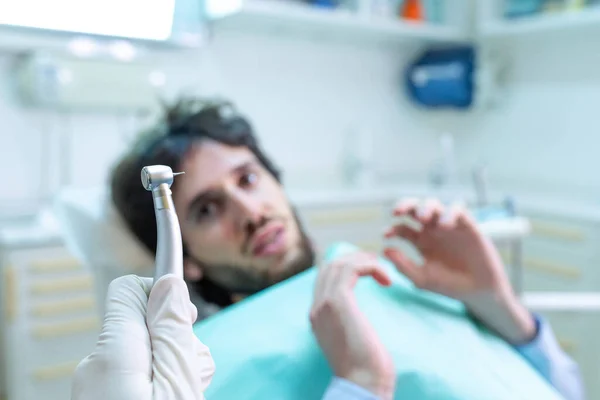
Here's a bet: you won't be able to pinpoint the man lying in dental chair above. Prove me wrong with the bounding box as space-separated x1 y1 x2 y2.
75 97 583 399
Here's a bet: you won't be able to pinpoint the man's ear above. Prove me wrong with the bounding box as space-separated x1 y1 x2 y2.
184 258 203 282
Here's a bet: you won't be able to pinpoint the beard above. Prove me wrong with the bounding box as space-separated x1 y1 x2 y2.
188 209 316 308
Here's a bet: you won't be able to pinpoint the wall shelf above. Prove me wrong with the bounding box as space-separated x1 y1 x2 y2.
479 5 600 40
208 0 470 46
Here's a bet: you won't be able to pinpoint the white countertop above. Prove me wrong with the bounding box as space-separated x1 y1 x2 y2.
478 217 530 240
289 183 600 222
2 182 600 247
0 207 65 247
514 194 600 222
522 292 600 311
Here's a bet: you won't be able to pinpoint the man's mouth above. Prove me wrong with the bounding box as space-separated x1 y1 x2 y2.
250 223 287 257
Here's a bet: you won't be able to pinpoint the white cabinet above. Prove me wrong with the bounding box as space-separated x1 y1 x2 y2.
523 214 600 292
0 232 100 400
502 209 600 293
502 206 600 399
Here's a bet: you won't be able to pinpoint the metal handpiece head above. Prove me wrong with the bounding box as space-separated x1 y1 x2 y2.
141 165 185 191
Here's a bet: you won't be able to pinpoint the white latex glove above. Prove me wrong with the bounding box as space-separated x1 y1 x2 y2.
71 274 215 400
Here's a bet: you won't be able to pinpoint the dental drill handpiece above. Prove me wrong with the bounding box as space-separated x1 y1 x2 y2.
141 165 185 284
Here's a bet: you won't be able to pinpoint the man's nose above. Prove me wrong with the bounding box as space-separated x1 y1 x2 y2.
230 191 263 231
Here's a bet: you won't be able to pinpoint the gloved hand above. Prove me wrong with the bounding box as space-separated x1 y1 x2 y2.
71 274 215 400
310 252 396 400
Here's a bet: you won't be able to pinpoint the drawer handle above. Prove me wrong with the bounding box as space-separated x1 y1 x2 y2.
307 209 382 226
31 296 96 317
30 276 93 295
530 221 586 242
3 266 17 323
33 360 81 381
29 258 82 274
32 316 100 339
355 242 382 252
524 258 581 279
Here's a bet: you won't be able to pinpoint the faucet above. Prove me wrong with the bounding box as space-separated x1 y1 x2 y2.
428 132 458 194
472 163 489 208
428 160 446 189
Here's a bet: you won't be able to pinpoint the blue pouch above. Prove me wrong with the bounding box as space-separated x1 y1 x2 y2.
405 46 475 109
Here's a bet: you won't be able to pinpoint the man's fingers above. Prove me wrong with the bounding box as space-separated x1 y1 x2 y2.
383 247 426 288
328 254 392 294
416 198 444 225
366 265 392 286
311 254 391 321
439 202 471 229
438 206 458 228
340 261 392 287
313 253 390 306
394 198 475 228
384 224 420 243
392 197 420 218
313 257 334 303
147 275 215 396
320 252 376 291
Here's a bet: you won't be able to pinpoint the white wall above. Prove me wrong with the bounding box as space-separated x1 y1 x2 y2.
0 30 461 218
10 22 594 218
456 31 600 201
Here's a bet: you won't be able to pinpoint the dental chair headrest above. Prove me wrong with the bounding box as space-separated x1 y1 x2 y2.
53 186 155 309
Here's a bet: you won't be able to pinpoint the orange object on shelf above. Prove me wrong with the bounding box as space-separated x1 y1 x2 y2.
401 0 424 21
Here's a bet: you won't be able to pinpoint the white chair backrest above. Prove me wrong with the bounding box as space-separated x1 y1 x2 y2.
52 186 155 312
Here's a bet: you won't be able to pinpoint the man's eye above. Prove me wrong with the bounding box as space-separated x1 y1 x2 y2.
195 202 218 221
240 172 258 188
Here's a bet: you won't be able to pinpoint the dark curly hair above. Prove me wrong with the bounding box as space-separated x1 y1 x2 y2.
110 97 283 306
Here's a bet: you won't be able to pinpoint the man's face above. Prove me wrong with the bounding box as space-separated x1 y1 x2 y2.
173 140 314 294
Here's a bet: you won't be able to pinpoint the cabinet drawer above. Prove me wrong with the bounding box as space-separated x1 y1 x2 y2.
524 214 600 260
16 271 97 323
23 317 99 369
499 212 600 292
2 266 94 338
520 260 596 292
8 359 81 400
29 274 94 296
5 246 85 276
32 359 81 383
518 240 600 292
0 241 99 400
29 295 97 318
